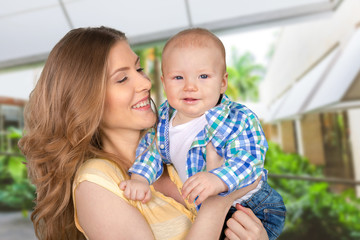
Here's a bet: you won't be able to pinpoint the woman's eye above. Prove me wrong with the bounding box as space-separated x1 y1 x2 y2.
117 77 127 83
199 74 208 79
174 76 183 80
137 67 144 72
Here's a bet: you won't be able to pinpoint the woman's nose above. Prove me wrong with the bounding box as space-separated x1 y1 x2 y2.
136 72 152 92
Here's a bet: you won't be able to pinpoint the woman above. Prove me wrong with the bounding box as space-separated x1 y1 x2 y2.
19 26 268 240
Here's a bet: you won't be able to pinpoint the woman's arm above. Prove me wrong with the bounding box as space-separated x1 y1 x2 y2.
186 192 232 239
75 181 154 240
184 143 263 240
76 173 262 240
185 177 261 240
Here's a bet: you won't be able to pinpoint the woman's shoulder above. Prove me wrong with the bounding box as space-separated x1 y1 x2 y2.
78 158 126 176
78 158 120 170
74 158 128 196
72 158 132 238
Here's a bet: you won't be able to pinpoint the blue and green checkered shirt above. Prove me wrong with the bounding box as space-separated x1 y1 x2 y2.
130 95 268 196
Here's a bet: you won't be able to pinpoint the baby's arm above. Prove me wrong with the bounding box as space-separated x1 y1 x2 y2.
182 143 227 205
123 130 163 203
119 174 152 203
209 110 268 195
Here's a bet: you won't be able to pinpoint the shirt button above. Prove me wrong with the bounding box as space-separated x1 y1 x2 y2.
161 115 166 119
160 144 165 149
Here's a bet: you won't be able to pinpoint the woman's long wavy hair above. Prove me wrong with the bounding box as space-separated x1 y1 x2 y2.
18 26 132 240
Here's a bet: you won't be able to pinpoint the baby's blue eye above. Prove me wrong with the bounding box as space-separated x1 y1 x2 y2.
200 74 208 79
174 76 183 80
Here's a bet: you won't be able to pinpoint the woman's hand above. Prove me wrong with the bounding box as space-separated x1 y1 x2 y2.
224 204 269 240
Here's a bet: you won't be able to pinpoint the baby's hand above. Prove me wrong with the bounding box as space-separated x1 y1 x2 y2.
181 172 228 205
119 175 152 203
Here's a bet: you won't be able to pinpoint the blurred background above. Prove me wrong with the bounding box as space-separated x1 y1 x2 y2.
0 0 359 239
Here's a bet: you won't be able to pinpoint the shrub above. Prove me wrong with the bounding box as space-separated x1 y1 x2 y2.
0 127 35 213
265 142 360 240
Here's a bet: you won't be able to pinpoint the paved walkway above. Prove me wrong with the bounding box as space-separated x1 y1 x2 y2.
0 212 36 240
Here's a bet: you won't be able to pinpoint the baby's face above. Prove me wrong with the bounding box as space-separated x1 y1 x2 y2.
161 45 227 124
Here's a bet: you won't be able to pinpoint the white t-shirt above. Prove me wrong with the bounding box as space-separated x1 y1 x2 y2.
169 112 207 183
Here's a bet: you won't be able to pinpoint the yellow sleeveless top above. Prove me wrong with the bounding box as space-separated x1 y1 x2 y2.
72 159 197 240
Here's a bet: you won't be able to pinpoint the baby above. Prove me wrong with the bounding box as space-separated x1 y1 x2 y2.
121 28 285 240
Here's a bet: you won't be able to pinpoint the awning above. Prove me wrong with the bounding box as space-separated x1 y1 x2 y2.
265 46 340 122
0 0 342 70
304 27 360 113
265 26 360 122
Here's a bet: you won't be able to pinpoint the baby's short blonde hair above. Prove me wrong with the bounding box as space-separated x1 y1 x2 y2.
162 28 226 72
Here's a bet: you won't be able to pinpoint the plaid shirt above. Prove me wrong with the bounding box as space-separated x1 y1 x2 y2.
130 95 268 196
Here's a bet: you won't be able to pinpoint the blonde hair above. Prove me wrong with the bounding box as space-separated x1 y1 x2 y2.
18 26 130 240
161 28 226 72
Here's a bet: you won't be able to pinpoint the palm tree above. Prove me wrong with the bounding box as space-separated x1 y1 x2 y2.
225 48 265 102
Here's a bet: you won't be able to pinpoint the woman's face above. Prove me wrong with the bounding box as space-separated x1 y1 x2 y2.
102 40 156 133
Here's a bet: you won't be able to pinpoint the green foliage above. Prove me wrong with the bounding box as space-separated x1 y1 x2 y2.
266 142 360 239
225 49 265 102
0 128 35 211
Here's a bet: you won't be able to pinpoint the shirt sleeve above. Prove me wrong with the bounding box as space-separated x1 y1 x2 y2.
129 129 164 184
73 159 129 200
209 109 268 196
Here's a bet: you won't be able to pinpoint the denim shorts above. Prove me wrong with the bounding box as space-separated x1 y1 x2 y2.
220 181 286 240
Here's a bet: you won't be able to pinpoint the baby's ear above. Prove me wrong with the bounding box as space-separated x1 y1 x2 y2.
160 75 166 89
220 72 228 94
